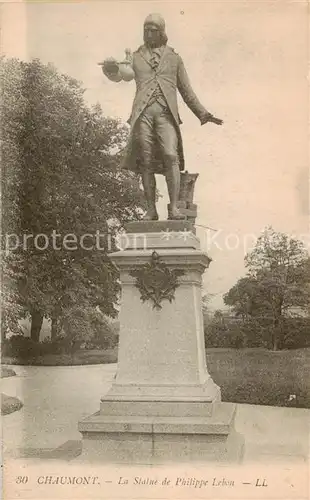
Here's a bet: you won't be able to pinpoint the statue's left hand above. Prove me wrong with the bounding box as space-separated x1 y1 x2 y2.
201 112 223 126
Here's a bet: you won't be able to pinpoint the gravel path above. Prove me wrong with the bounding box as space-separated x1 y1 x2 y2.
2 364 309 463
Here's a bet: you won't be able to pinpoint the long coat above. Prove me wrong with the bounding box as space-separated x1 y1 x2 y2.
121 45 210 175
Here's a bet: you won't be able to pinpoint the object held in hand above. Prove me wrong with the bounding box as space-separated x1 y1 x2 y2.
99 50 134 82
119 49 134 81
100 57 120 75
98 57 122 82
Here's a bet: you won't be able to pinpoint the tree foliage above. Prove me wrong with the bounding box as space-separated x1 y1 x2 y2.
224 227 310 350
1 57 144 341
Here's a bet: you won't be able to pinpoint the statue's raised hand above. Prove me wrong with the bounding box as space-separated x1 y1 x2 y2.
99 52 134 83
98 57 122 82
103 57 119 72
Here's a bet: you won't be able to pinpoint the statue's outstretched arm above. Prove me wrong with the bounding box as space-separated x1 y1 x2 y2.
99 50 134 83
177 56 223 126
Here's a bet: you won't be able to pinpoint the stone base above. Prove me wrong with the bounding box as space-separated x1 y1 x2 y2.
78 223 244 464
104 373 221 401
78 402 244 464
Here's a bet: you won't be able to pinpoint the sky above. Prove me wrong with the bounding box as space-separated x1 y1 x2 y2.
1 0 309 309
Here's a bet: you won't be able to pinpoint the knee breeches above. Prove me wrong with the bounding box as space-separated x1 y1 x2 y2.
135 101 178 171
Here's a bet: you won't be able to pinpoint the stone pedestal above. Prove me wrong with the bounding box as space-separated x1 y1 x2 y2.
78 221 244 463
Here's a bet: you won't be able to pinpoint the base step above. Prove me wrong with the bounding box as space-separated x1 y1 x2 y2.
78 402 244 464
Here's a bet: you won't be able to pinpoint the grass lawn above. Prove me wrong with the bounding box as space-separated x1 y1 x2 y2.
206 348 310 408
2 348 309 408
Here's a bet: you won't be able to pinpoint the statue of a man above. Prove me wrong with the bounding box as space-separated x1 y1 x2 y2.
100 13 222 220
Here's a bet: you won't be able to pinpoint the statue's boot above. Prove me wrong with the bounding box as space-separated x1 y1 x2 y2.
165 159 186 220
141 170 158 221
143 208 159 221
167 204 186 220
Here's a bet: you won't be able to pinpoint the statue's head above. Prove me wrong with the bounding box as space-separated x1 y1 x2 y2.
143 13 168 48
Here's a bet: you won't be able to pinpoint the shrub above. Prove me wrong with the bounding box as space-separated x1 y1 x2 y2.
1 394 23 415
39 336 82 355
204 314 310 350
59 307 119 350
88 319 119 349
204 321 246 348
282 317 310 349
238 320 271 348
3 335 40 360
1 366 16 378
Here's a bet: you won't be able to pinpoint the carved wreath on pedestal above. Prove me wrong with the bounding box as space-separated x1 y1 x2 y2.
130 251 184 310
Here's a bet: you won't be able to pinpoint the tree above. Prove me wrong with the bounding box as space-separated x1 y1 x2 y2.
201 292 215 324
224 227 310 350
224 276 264 321
1 57 144 342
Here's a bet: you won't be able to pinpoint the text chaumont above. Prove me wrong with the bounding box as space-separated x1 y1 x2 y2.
37 476 100 485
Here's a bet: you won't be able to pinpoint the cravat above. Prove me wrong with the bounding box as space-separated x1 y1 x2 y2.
149 48 162 70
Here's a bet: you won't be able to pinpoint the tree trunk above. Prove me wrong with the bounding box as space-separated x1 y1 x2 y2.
277 319 285 350
30 311 44 342
272 330 279 351
51 316 60 341
272 318 279 351
272 300 284 351
1 314 7 342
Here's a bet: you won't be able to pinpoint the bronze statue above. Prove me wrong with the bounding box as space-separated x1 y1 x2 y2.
99 13 222 221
